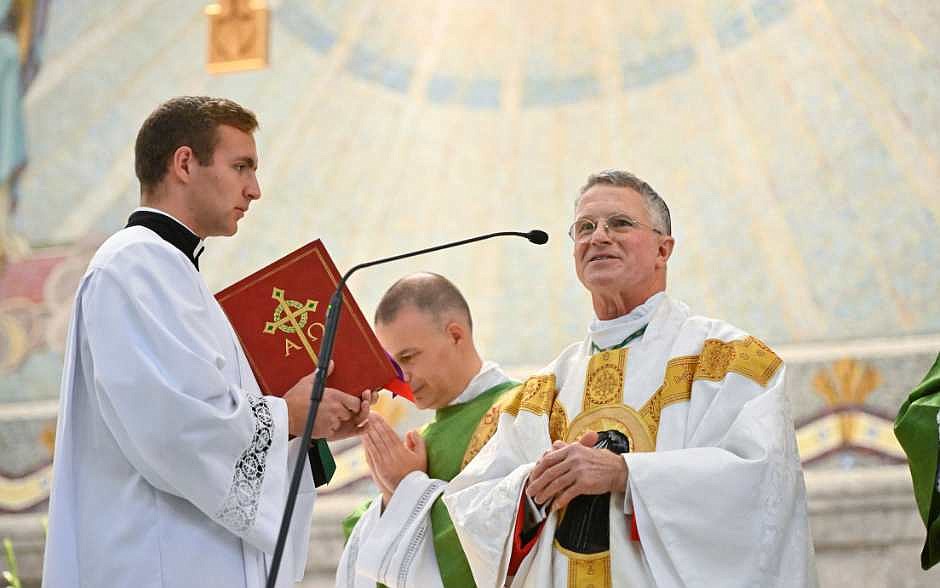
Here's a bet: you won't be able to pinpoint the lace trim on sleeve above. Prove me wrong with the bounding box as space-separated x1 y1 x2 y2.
216 393 274 532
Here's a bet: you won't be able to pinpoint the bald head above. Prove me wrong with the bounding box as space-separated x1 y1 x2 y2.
374 273 481 409
375 272 472 330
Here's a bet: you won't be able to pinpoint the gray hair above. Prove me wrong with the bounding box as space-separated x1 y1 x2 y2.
375 272 473 331
576 170 672 236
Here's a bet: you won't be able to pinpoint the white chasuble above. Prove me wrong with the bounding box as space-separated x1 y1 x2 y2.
43 227 316 588
443 293 816 588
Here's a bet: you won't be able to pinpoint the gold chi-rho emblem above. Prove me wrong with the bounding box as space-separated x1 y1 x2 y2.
263 287 324 364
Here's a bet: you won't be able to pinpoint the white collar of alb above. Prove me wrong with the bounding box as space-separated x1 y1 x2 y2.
588 291 666 350
450 360 510 406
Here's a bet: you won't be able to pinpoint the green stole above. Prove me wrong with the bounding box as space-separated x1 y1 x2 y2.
895 352 940 569
342 380 518 587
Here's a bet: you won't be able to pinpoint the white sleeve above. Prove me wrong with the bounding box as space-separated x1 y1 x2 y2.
625 368 816 587
338 472 445 588
80 253 305 554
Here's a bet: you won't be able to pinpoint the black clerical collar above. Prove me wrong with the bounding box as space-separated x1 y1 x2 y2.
125 209 205 270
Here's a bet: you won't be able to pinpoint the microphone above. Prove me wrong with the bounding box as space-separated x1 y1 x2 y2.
526 229 548 245
266 229 548 587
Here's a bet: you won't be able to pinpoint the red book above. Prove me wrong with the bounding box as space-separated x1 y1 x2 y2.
215 240 403 398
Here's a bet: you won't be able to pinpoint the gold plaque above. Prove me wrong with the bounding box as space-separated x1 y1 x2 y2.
206 0 269 74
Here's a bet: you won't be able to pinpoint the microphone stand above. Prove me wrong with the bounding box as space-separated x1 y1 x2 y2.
265 230 548 587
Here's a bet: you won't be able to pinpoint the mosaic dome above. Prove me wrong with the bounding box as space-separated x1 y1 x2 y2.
11 0 940 371
3 8 940 580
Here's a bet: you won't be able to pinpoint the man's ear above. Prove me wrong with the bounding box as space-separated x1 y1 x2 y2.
445 320 466 346
170 145 196 184
657 235 675 268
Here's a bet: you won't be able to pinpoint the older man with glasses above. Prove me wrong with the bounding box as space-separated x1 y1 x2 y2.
444 169 817 587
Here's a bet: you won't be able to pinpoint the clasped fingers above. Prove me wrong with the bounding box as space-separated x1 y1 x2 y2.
526 444 627 509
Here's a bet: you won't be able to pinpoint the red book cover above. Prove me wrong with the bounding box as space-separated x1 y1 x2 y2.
215 240 397 397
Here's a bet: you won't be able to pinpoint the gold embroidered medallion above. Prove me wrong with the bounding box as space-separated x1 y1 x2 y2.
570 347 657 450
583 349 627 411
565 405 656 452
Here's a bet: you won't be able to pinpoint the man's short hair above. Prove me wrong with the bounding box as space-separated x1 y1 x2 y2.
134 96 258 192
375 273 473 331
577 169 672 236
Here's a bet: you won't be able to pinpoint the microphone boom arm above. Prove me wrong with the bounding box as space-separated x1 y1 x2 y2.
344 230 545 278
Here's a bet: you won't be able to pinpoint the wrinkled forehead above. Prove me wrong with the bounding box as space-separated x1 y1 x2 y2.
574 185 650 221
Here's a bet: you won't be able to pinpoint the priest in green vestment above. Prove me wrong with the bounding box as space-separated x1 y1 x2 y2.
895 353 940 570
337 273 518 588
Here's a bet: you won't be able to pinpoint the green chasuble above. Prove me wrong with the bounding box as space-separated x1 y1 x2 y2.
342 380 518 587
895 352 940 570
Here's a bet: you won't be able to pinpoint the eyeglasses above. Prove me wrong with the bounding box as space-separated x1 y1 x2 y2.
568 214 663 242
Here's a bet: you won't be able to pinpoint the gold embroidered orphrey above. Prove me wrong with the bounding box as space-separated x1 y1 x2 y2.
555 349 635 588
555 542 612 588
568 336 783 450
461 384 522 469
499 337 782 452
566 348 658 453
205 0 269 74
263 287 321 366
499 375 570 443
501 375 555 417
